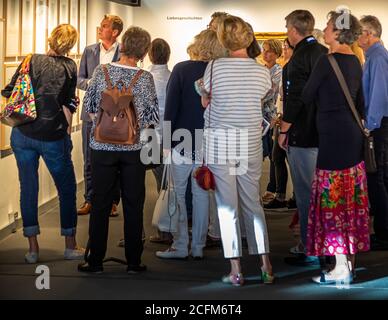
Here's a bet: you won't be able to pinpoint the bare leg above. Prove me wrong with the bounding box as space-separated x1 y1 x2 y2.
28 236 39 253
261 254 273 274
65 236 77 250
230 258 242 275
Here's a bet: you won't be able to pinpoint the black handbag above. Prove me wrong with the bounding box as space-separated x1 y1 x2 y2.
328 54 377 174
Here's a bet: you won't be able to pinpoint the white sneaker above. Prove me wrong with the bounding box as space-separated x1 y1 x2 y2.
156 247 188 260
64 247 86 260
25 252 39 264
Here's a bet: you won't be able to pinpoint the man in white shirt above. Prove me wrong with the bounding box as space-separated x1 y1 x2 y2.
77 15 123 217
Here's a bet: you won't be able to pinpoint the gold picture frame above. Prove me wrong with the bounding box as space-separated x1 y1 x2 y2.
255 32 287 66
255 32 287 42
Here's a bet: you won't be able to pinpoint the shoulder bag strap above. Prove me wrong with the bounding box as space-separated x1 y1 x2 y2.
205 60 216 166
21 54 33 75
327 54 368 137
102 64 113 90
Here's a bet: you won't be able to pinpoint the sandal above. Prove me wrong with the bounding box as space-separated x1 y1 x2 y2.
222 273 244 287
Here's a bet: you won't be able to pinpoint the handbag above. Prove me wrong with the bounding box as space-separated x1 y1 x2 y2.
328 54 377 174
194 60 216 191
1 54 37 127
151 161 179 233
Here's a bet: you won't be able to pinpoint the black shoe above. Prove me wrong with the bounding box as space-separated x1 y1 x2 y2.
284 255 321 267
242 237 248 249
287 198 297 210
127 264 147 274
78 262 103 274
370 235 388 251
264 198 288 211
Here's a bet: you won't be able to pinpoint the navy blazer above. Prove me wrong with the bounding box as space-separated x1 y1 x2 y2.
77 43 120 121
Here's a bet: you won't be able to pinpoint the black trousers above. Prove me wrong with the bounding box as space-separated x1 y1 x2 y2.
88 149 146 266
368 118 388 241
267 130 289 195
82 121 120 204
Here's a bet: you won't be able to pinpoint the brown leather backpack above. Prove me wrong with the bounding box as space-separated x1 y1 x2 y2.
94 64 144 145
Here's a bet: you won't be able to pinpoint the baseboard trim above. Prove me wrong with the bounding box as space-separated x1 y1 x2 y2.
0 181 84 242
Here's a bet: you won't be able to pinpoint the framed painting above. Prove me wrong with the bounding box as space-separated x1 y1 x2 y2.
255 32 287 66
35 0 48 54
21 0 35 55
79 0 87 53
59 0 69 24
69 0 78 54
48 0 59 35
5 0 21 57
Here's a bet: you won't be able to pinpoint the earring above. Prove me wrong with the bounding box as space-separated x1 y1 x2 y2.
139 60 144 69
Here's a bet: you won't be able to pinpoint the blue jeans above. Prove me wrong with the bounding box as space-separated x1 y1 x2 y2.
11 128 77 238
287 147 318 248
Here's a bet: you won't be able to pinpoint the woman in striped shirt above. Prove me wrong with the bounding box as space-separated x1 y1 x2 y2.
202 15 275 285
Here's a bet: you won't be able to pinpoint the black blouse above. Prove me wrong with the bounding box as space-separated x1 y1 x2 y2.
302 53 365 170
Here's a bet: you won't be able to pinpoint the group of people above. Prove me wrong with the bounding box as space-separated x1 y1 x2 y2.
2 7 388 287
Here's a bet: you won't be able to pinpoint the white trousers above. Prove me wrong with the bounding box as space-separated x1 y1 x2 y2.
209 155 270 258
171 150 210 256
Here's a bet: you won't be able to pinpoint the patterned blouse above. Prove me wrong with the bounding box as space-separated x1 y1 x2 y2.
262 63 282 122
84 63 159 152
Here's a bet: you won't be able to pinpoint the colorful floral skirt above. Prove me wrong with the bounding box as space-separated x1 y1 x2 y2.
306 161 370 256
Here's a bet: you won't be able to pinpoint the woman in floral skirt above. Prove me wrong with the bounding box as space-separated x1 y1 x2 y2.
302 11 370 285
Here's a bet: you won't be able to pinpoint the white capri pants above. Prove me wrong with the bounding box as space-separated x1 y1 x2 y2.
209 155 270 258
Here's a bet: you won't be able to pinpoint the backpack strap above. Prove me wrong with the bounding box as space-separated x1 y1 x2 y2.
102 64 113 90
129 70 144 89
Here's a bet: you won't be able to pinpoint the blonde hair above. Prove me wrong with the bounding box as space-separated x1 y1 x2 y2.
263 39 283 58
48 24 78 56
187 29 228 61
217 15 253 51
103 14 124 36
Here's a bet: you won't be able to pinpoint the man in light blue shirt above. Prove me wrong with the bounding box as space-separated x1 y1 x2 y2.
359 15 388 248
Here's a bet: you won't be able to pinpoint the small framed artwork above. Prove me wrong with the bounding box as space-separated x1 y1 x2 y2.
59 0 69 24
79 0 87 53
35 0 48 54
21 0 35 55
5 0 21 57
69 0 78 54
48 0 59 35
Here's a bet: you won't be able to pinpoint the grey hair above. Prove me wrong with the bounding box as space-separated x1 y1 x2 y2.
360 15 382 38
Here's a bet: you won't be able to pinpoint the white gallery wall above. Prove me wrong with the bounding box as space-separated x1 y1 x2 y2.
133 0 388 68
